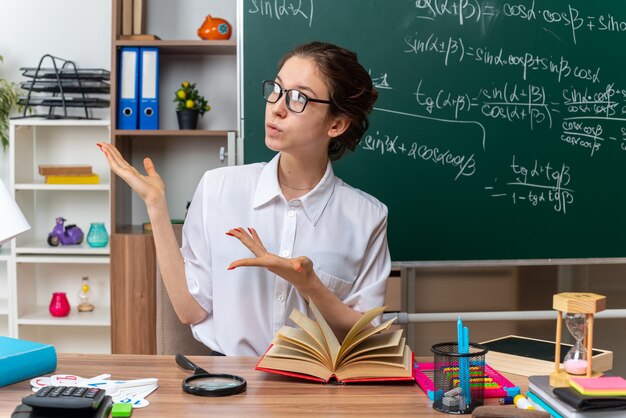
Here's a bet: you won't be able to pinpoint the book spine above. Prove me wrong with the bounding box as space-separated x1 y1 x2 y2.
39 166 92 176
45 174 100 184
0 345 57 388
527 391 564 418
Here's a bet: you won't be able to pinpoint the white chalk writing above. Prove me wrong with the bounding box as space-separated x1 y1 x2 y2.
248 0 314 27
486 155 574 214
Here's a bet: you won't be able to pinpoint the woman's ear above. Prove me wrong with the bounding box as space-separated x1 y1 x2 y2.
327 116 350 138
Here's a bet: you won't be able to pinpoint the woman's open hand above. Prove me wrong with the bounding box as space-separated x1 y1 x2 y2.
97 142 165 207
226 227 314 290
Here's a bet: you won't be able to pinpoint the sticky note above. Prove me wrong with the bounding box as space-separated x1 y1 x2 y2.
112 402 133 417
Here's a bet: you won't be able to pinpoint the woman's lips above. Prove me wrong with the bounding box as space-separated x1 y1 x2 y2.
266 123 281 135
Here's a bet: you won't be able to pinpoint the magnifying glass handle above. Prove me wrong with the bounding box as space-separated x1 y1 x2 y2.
175 353 209 374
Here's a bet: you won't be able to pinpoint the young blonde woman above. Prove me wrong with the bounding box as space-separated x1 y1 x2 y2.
99 41 390 356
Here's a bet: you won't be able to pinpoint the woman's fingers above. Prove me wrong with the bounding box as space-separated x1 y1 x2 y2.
228 254 303 272
97 143 164 204
247 227 262 243
98 143 134 176
143 157 158 177
226 227 267 256
226 228 313 288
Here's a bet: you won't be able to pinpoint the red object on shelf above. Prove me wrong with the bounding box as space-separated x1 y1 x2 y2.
49 292 71 317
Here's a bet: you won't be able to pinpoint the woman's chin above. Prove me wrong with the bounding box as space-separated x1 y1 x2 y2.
265 137 283 152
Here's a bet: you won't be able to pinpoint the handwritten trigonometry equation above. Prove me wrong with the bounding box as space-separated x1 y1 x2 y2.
485 155 574 214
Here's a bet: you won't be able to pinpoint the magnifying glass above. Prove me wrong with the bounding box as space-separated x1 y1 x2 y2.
175 353 247 397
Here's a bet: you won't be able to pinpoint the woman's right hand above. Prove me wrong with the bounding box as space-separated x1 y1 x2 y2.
97 142 165 207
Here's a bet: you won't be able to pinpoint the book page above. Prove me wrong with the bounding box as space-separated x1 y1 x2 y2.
308 301 341 366
335 345 413 381
342 338 406 365
289 308 330 361
341 336 406 366
257 353 332 381
272 336 330 367
341 306 386 349
337 317 396 364
265 344 328 366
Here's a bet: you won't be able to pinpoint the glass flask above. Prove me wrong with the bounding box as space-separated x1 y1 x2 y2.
77 276 95 312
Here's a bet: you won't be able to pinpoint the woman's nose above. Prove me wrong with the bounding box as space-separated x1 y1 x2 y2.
270 94 289 116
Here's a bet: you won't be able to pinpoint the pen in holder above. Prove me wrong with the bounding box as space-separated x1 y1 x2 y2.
430 342 489 414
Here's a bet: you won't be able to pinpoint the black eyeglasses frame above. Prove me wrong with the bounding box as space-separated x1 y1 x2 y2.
262 80 333 113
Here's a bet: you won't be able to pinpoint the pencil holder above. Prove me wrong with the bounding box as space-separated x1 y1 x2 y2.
431 342 489 414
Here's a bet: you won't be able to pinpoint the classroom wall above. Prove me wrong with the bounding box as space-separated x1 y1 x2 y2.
2 1 625 377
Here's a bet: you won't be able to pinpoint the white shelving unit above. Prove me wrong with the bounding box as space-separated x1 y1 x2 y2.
0 246 10 336
7 119 112 354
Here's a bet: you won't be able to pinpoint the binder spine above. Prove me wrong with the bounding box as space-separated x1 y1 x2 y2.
117 47 139 130
139 47 160 130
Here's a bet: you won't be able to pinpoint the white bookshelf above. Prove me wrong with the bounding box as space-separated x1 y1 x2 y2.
15 244 110 257
15 184 110 191
0 247 10 335
7 119 112 353
17 306 110 326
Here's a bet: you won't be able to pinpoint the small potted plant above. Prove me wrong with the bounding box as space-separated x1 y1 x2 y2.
0 54 21 150
173 81 211 130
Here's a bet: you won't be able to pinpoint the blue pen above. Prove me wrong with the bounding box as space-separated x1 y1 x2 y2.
457 317 469 407
456 318 463 392
462 325 470 402
457 317 463 358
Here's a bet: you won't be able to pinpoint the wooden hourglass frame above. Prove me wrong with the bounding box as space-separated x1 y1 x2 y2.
550 292 606 387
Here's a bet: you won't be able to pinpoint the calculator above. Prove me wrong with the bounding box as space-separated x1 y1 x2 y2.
22 386 106 410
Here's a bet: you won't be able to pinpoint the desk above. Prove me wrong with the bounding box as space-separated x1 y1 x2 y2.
0 354 528 417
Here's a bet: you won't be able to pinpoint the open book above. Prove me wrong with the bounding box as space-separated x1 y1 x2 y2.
255 302 414 383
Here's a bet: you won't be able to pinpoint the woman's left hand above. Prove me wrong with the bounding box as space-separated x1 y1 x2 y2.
226 227 314 290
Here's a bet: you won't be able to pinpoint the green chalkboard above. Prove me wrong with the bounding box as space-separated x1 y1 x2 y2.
242 0 626 262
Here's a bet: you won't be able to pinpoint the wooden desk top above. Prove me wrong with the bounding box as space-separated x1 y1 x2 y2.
0 354 528 417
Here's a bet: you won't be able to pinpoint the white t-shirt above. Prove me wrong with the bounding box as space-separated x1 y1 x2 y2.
182 153 391 356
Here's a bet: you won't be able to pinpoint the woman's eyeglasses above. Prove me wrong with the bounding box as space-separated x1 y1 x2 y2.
262 80 333 113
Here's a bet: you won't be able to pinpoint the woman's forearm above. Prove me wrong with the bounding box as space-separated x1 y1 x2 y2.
298 275 364 342
148 197 208 325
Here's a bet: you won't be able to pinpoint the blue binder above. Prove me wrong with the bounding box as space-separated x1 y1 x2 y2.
139 47 159 130
117 47 139 130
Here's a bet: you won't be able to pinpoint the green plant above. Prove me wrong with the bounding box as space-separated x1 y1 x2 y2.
173 81 211 116
0 54 20 150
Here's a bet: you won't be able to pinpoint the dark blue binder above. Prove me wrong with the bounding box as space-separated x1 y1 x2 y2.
117 47 139 130
139 47 159 130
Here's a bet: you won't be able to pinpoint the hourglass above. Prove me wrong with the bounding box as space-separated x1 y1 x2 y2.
563 312 588 375
550 292 606 387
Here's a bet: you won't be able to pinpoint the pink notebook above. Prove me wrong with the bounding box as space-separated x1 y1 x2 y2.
570 376 626 396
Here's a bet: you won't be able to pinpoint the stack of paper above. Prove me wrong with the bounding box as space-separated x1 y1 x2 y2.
570 376 626 396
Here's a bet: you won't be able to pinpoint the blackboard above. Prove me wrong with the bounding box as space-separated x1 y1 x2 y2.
242 0 626 262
